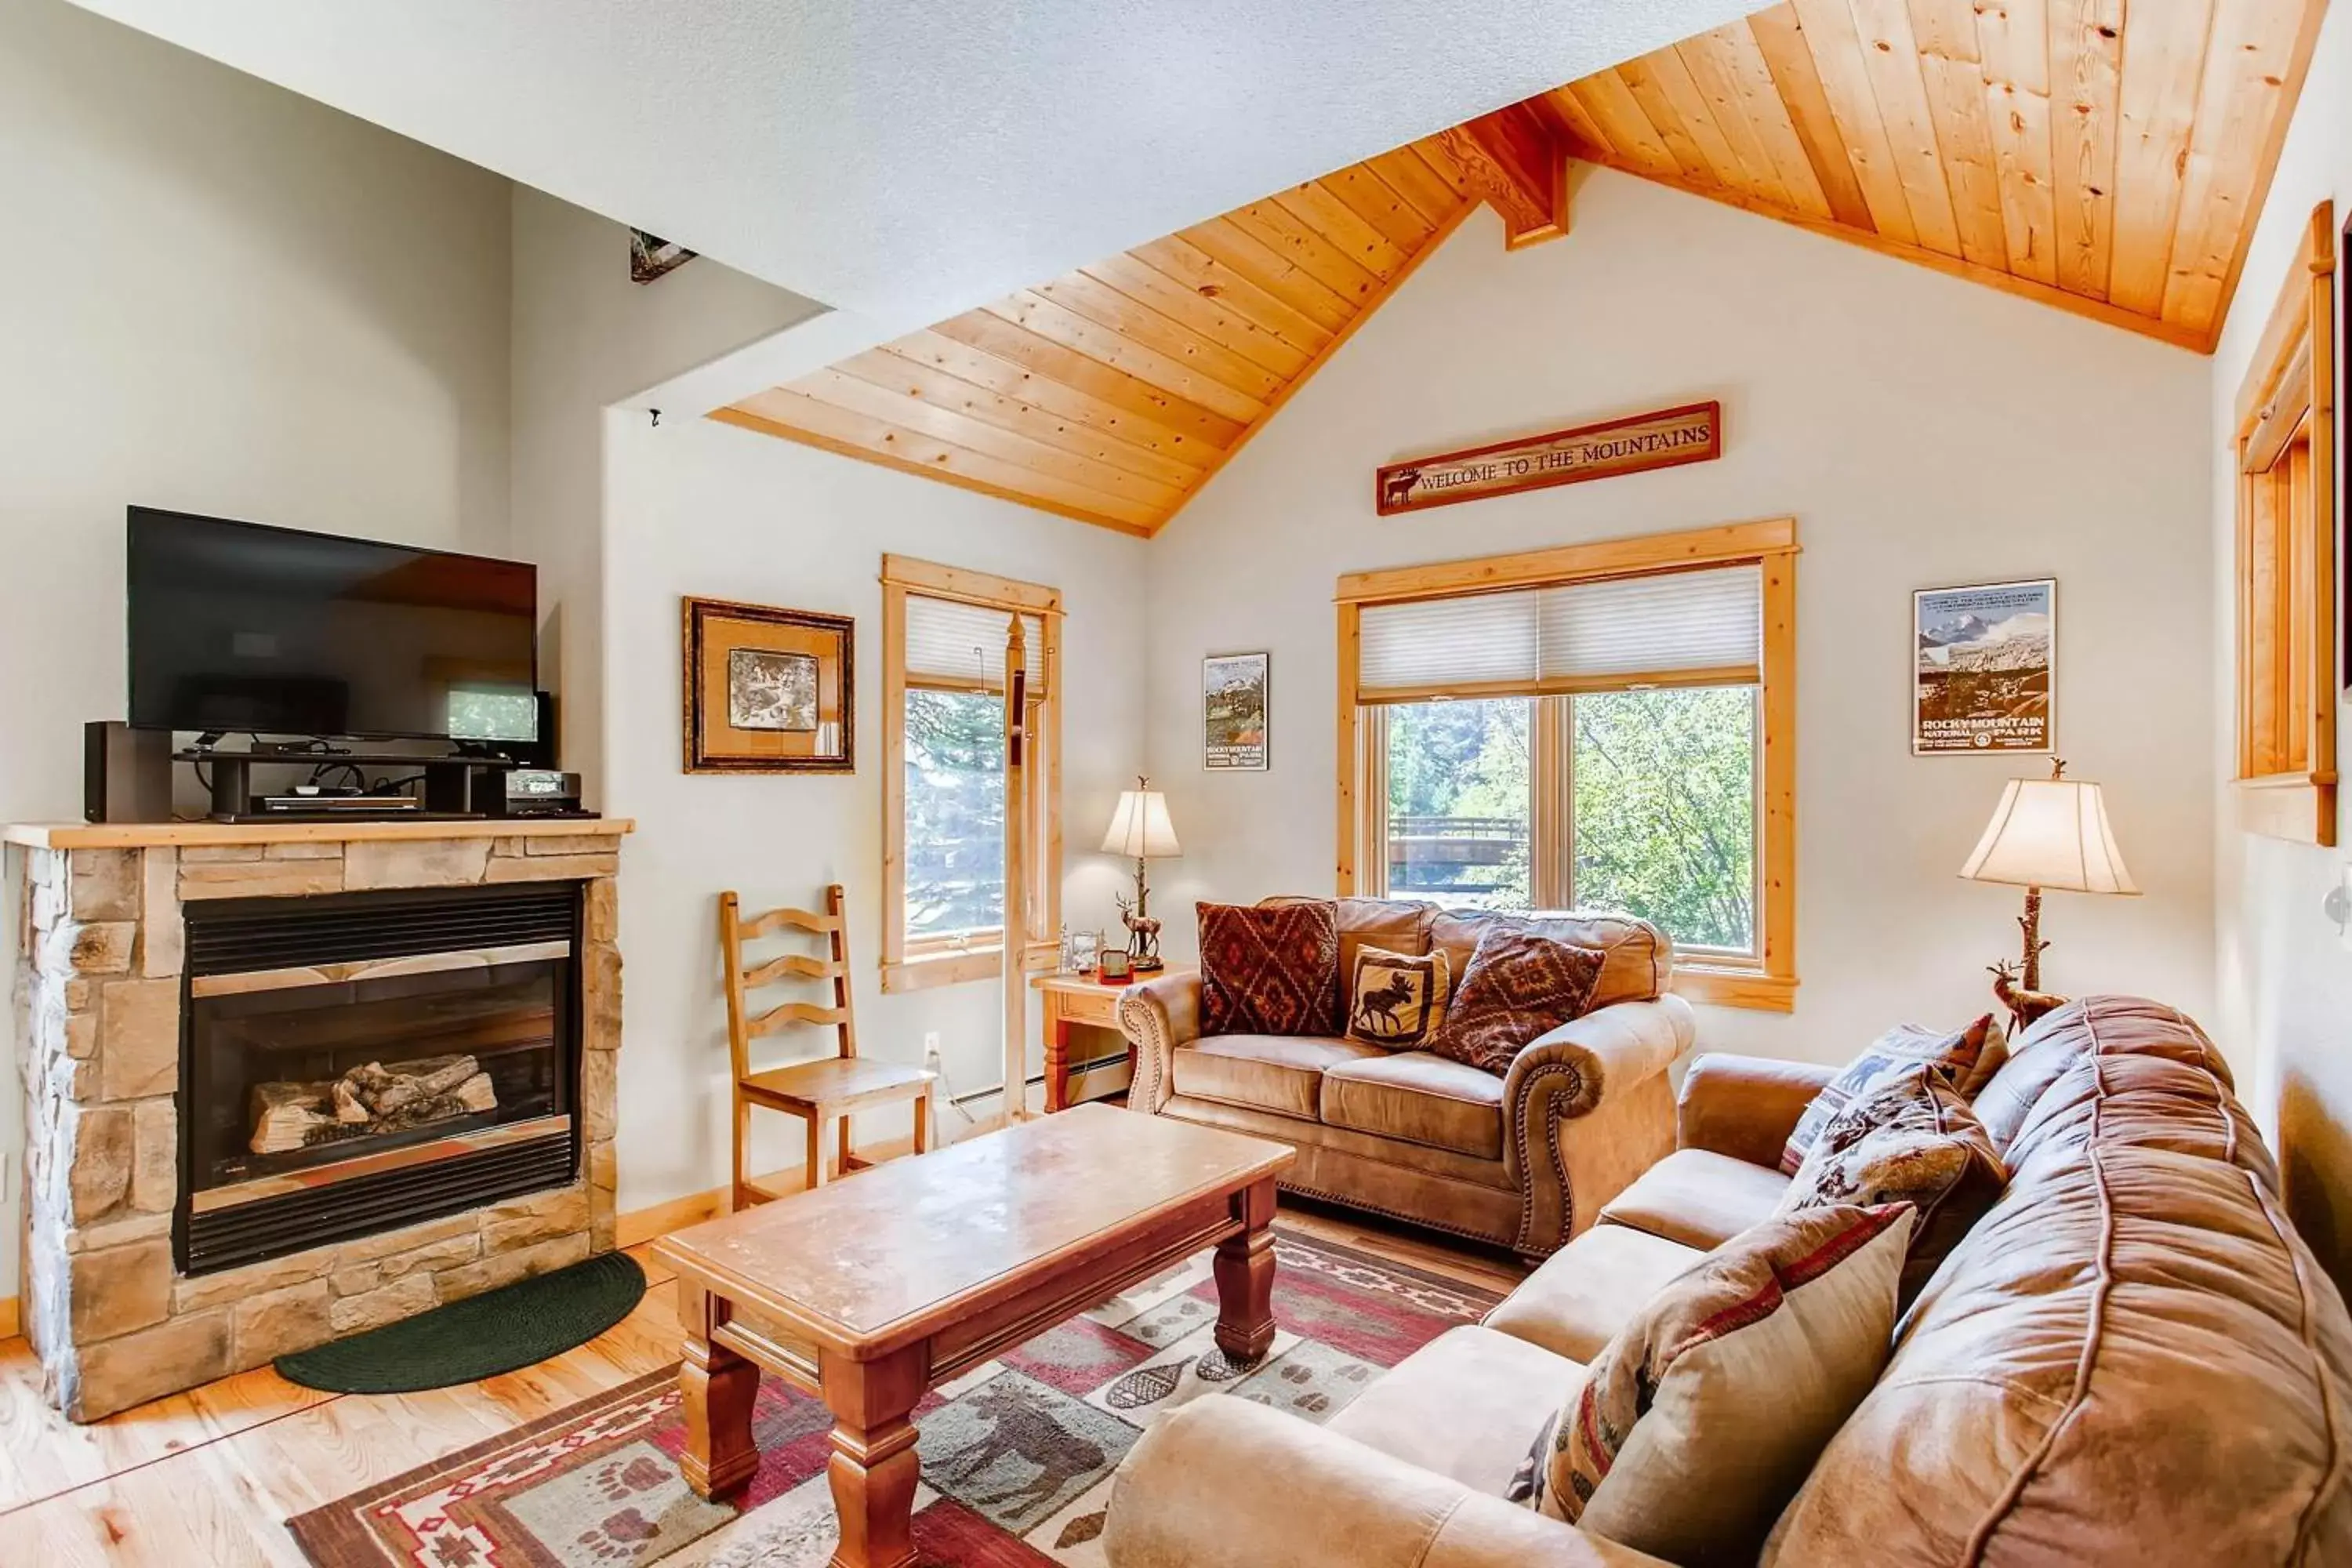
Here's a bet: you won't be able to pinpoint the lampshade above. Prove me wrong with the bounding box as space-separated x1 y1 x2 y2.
1958 775 2139 895
1101 789 1181 859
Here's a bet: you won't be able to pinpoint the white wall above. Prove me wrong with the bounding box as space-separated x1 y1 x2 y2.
510 187 825 800
0 0 515 1300
2208 0 2352 1287
600 414 1149 1213
1145 169 2216 1069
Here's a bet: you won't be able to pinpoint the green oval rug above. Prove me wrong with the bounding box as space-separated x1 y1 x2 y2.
275 1250 647 1394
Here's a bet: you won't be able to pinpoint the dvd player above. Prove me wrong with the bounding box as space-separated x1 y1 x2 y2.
254 793 423 814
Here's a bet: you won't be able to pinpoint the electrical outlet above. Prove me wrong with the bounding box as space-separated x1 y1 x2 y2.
923 1031 942 1056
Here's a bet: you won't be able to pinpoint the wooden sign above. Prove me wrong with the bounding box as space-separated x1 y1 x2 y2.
1375 401 1721 516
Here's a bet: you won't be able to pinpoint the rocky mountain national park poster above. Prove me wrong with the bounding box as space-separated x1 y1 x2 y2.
1203 652 1269 770
1914 579 2055 754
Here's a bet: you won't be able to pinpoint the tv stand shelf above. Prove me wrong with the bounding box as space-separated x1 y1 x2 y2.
178 749 520 822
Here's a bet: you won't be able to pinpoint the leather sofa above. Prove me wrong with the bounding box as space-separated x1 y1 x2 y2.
1119 898 1695 1260
1105 996 2352 1566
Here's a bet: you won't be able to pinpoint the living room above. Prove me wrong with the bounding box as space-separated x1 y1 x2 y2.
2 0 2347 1563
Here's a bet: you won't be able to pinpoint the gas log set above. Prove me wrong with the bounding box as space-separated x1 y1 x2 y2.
249 1054 498 1155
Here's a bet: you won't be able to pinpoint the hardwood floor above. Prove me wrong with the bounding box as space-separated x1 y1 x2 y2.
0 1202 1526 1563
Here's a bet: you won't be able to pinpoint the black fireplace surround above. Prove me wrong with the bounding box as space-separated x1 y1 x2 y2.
176 883 583 1275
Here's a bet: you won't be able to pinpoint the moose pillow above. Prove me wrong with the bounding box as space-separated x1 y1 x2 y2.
1345 946 1452 1050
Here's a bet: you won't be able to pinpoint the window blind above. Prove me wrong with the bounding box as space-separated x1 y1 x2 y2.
1358 564 1760 699
905 593 1051 695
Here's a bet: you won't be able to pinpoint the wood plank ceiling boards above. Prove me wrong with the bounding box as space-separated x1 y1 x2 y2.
716 137 1486 536
719 2 2324 536
1546 0 2325 353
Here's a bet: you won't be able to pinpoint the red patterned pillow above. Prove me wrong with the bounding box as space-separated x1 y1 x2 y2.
1429 927 1606 1076
1197 901 1342 1037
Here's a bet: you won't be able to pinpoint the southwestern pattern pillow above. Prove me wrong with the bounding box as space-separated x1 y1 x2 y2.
1428 927 1605 1076
1779 1015 2005 1174
1197 900 1342 1037
1345 945 1450 1049
1775 1062 2008 1306
1511 1203 1915 1566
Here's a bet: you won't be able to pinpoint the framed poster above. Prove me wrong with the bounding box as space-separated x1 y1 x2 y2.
1913 579 2056 755
681 597 854 772
1203 652 1270 771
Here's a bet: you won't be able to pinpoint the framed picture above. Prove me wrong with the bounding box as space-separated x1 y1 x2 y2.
1913 579 2056 755
1203 652 1270 771
681 597 854 773
630 229 696 284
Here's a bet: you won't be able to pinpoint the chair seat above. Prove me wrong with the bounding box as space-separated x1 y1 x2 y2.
1171 1034 1388 1120
1319 1051 1504 1160
742 1056 936 1112
1596 1147 1790 1251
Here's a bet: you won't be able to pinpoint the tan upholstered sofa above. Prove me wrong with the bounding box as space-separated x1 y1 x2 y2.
1105 996 2352 1567
1118 898 1694 1260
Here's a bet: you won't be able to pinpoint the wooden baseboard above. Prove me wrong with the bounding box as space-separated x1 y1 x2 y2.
0 1295 17 1343
615 1131 934 1249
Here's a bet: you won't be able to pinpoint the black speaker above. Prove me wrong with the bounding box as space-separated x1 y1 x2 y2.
85 722 172 823
509 691 559 770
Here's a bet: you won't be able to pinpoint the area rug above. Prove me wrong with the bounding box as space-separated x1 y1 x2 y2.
286 1227 1502 1566
278 1251 648 1394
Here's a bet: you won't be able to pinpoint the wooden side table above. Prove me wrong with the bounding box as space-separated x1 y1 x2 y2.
1031 967 1193 1112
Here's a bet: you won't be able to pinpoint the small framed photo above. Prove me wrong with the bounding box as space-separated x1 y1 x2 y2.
681 597 854 773
1913 579 2056 755
1203 652 1270 771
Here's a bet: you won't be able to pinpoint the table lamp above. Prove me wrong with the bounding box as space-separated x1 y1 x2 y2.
1102 777 1181 971
1958 758 2137 1026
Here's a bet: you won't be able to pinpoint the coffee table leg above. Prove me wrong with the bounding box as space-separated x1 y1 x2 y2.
677 1282 760 1498
822 1342 927 1568
1213 1176 1279 1363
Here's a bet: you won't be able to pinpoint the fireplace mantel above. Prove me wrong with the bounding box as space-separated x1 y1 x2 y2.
6 817 632 1421
5 817 633 850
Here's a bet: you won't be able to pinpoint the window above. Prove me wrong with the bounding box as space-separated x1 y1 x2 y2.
1339 521 1796 1009
2231 201 2336 845
882 557 1062 991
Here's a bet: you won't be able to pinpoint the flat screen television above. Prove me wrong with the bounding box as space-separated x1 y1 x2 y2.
127 508 538 744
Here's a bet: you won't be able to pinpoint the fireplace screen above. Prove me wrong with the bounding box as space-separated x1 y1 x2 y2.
194 959 563 1188
179 883 582 1275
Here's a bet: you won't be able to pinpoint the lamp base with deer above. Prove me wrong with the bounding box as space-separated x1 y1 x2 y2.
1960 758 2139 1038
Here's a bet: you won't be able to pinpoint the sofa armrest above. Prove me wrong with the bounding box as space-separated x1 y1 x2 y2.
1503 996 1694 1256
1675 1051 1836 1168
1117 971 1200 1115
1103 1396 1667 1568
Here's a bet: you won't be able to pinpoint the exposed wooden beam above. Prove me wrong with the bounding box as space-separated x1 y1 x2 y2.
1434 103 1570 248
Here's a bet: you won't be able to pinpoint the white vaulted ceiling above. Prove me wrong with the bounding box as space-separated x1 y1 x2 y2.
66 0 1767 330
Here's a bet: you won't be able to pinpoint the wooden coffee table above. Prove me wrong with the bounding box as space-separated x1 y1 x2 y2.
652 1102 1295 1568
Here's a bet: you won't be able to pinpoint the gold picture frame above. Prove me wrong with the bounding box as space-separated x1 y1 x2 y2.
681 597 854 773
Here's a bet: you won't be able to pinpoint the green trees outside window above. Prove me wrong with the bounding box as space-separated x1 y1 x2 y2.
1382 686 1756 953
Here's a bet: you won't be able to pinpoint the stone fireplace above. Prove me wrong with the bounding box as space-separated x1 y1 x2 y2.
6 819 629 1421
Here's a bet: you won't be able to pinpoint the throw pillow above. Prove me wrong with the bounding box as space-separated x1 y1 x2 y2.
1344 945 1450 1049
1428 927 1605 1076
1774 1062 2008 1306
1511 1203 1916 1566
1196 900 1342 1037
1778 1015 2005 1174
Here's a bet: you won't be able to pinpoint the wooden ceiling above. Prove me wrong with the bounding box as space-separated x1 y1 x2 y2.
714 139 1494 535
1541 0 2325 351
718 0 2322 535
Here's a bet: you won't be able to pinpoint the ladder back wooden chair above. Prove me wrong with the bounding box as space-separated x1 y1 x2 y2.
719 884 935 1209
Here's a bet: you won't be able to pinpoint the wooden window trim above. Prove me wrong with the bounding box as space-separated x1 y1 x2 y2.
1336 520 1798 1011
881 555 1064 993
2232 203 2337 846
